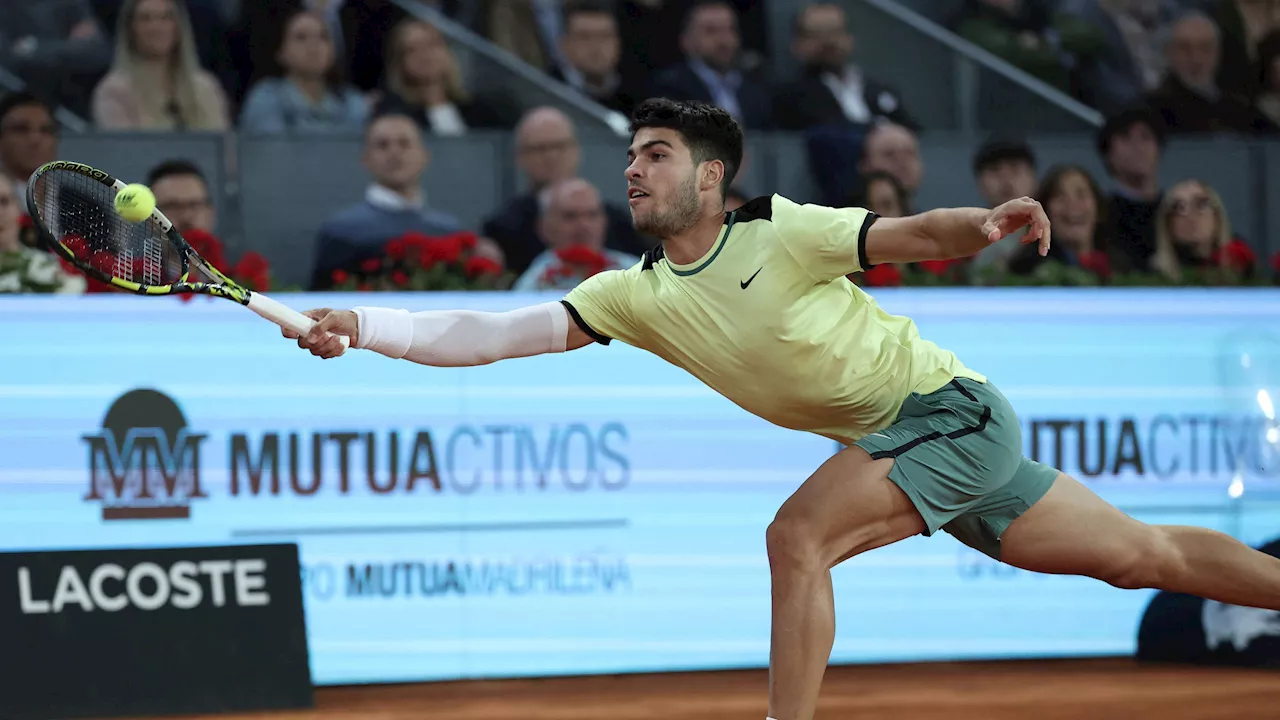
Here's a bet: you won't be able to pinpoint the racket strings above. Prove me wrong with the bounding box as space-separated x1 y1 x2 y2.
33 170 185 287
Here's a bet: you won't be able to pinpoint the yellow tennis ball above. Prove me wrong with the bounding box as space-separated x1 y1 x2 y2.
114 184 156 223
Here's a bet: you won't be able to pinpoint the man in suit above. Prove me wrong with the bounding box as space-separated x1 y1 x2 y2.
481 107 648 275
775 3 915 132
649 0 772 129
550 0 641 116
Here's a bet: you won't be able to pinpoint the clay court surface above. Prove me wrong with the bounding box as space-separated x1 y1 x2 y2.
118 657 1280 719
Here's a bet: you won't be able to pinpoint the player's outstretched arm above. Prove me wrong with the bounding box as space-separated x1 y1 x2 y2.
863 196 1051 266
283 302 595 363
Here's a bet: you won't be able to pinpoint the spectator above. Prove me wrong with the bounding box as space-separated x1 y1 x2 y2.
513 178 640 291
774 3 914 132
849 170 910 219
239 9 367 136
311 113 462 290
147 159 214 234
858 122 924 206
1149 178 1256 281
953 0 1106 95
649 1 772 129
1009 164 1120 278
1060 0 1180 115
969 139 1038 272
0 94 58 215
372 19 508 135
482 107 647 275
93 0 239 103
1253 31 1280 126
232 0 408 102
552 1 641 117
478 0 566 75
92 0 229 131
1145 11 1277 135
0 178 85 294
0 0 111 120
1208 0 1280 100
1098 106 1164 268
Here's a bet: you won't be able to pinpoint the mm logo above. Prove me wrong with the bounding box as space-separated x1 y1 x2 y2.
82 389 208 521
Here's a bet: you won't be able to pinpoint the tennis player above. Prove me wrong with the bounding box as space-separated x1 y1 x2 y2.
289 99 1280 720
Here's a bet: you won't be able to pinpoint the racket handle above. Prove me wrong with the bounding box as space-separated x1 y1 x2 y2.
247 292 351 349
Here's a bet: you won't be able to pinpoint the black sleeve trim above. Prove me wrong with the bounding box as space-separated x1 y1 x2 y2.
857 212 880 271
560 300 612 345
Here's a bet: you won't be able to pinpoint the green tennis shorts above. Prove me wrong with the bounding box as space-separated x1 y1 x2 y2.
853 377 1059 561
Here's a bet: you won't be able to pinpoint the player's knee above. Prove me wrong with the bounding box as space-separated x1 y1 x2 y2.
765 512 822 573
1102 526 1184 590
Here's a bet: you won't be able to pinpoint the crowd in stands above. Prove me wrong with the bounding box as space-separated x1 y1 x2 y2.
0 0 1278 295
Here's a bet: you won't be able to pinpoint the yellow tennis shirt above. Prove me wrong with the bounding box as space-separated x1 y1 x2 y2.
561 194 985 445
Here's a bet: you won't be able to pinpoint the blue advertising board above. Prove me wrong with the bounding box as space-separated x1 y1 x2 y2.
2 289 1280 684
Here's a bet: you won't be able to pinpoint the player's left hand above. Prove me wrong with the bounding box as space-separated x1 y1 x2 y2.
981 197 1051 257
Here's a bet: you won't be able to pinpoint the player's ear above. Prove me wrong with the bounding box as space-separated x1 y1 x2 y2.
701 159 724 193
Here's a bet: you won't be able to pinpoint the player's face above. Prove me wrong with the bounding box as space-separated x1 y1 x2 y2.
625 128 703 237
1046 170 1097 247
152 174 214 234
279 14 334 79
132 0 179 61
1166 181 1218 252
0 179 18 251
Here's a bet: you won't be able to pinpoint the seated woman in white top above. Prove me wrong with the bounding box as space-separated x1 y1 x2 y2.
372 19 509 135
91 0 230 131
239 9 368 136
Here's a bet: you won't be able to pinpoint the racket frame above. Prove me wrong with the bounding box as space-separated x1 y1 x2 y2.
25 160 347 346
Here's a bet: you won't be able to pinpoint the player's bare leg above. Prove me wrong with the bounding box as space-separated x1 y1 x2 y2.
1001 473 1280 610
766 446 926 720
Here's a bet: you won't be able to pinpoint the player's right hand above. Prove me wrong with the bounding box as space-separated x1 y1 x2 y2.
283 308 358 359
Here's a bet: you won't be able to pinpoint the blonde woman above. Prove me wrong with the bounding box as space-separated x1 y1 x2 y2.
372 19 507 135
91 0 229 131
1150 179 1256 281
239 9 367 136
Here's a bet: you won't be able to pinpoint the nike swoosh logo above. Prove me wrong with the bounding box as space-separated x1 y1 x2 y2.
740 267 762 289
868 433 890 440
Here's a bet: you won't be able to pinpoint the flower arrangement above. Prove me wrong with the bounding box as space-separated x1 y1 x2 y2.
524 244 619 291
329 230 511 291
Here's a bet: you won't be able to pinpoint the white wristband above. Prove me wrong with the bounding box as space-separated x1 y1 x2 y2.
352 307 414 358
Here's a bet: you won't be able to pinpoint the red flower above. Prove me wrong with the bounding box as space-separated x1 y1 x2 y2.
434 236 465 264
391 269 410 287
331 269 349 285
464 256 503 278
1214 239 1256 274
556 245 608 267
361 257 383 273
182 228 227 270
917 258 955 277
233 251 270 279
18 214 33 230
457 232 478 250
1078 250 1112 279
862 264 902 287
386 237 408 262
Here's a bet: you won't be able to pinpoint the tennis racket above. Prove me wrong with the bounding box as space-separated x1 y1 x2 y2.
25 160 347 349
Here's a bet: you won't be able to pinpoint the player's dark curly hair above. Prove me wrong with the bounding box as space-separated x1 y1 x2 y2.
630 98 744 200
